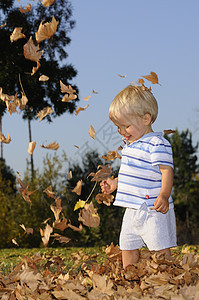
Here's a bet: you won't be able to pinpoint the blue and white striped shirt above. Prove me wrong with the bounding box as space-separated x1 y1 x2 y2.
113 132 174 209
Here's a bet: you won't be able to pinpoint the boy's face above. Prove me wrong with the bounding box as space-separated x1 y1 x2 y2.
113 113 152 144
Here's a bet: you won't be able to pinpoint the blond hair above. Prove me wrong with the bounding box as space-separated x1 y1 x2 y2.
109 85 158 124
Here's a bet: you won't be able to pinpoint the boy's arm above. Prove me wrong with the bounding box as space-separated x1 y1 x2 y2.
152 165 173 213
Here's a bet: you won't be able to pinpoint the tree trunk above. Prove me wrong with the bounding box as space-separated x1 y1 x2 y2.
0 115 3 159
28 117 34 182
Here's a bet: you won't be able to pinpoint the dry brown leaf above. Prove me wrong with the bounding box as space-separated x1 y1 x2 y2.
42 0 55 7
61 93 77 102
78 201 100 227
142 71 159 84
72 179 82 196
68 170 72 180
20 4 32 13
50 205 62 221
117 74 127 78
35 16 59 43
12 238 19 246
28 141 36 155
75 104 89 116
43 185 57 199
138 78 145 85
39 75 49 81
88 164 111 182
40 223 53 247
40 139 58 156
92 90 98 94
37 106 53 121
68 223 83 232
20 224 33 235
60 81 76 94
89 125 95 139
24 36 43 62
83 95 91 101
53 215 68 231
51 233 71 245
0 132 11 144
31 61 41 76
17 93 28 110
102 151 121 161
164 129 177 135
74 145 79 149
95 193 114 206
10 27 26 42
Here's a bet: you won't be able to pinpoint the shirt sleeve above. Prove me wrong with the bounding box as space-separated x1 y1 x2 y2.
150 137 173 168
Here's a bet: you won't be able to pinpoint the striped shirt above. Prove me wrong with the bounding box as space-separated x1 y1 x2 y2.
113 132 174 209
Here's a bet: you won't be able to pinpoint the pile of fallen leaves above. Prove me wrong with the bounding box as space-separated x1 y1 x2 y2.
0 244 198 299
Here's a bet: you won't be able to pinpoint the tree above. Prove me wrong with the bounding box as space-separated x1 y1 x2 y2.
0 0 79 178
166 129 199 244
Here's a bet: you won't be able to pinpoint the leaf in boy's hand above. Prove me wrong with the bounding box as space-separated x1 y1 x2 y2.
78 202 100 227
35 16 59 43
95 193 114 206
24 37 43 62
142 72 159 84
74 199 86 211
72 179 82 196
89 125 95 139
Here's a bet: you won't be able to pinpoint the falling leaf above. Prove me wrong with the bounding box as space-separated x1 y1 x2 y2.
60 81 76 94
0 132 11 144
24 36 43 62
10 27 26 42
72 179 82 196
37 106 53 121
78 201 100 227
12 238 19 246
42 0 55 7
40 223 53 247
117 74 127 78
20 4 32 13
89 125 95 139
74 145 79 149
31 61 41 76
41 141 60 150
50 205 62 221
88 164 111 182
102 151 121 161
164 129 177 135
0 23 6 28
43 185 57 199
138 78 145 85
35 16 59 43
68 223 83 232
61 93 77 102
39 75 49 81
53 214 68 231
74 199 86 211
28 141 36 155
83 95 91 101
17 94 28 110
20 224 33 235
51 233 71 245
75 105 89 116
95 193 114 206
142 72 159 84
92 90 98 94
68 170 72 180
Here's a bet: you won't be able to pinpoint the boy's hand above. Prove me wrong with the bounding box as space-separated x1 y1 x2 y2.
100 177 118 194
151 195 169 214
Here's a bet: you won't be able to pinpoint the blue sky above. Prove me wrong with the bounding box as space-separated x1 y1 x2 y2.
3 0 199 175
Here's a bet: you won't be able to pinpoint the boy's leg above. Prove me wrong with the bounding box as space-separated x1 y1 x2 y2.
122 249 139 268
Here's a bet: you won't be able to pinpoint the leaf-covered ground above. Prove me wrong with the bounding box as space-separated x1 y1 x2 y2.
0 244 199 299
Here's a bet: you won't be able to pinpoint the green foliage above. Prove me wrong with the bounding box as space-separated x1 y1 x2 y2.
166 129 199 244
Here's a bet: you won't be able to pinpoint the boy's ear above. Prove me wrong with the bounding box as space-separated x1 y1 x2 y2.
143 113 152 125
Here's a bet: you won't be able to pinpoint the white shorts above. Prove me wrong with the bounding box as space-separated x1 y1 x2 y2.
119 202 177 251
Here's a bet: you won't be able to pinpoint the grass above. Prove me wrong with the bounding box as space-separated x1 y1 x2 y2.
0 244 198 276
